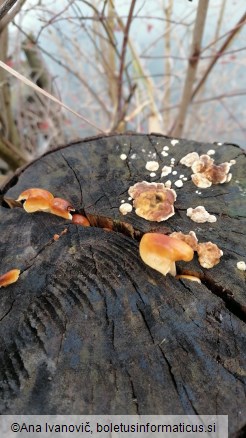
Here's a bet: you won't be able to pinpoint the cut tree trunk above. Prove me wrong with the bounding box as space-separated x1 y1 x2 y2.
0 133 245 437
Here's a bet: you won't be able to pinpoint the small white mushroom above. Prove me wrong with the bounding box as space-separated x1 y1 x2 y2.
119 203 132 215
145 161 159 171
174 180 183 188
161 165 172 177
120 154 127 160
187 206 217 223
237 261 246 271
171 139 179 146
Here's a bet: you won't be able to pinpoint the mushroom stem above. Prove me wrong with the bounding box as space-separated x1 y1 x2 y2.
169 262 177 277
139 233 194 277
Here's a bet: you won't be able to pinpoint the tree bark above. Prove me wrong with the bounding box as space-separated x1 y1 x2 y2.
0 133 245 437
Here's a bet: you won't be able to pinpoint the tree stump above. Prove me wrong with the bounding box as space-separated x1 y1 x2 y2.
0 133 245 437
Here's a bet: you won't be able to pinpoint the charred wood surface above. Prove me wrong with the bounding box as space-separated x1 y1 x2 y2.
0 133 245 436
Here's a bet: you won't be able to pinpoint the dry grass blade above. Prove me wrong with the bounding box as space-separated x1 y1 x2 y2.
114 12 163 133
0 60 106 134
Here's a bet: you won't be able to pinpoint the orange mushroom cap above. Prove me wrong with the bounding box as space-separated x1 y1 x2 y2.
0 269 20 287
139 233 194 276
23 196 52 213
16 188 54 202
49 198 75 220
72 214 90 227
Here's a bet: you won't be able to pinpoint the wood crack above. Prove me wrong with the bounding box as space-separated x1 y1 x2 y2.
201 275 246 324
0 300 16 322
61 152 84 206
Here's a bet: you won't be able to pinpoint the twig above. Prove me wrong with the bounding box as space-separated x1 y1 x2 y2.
35 0 75 43
213 0 227 52
139 46 246 61
17 27 111 117
0 136 27 169
219 99 246 135
191 10 246 100
157 89 246 116
0 0 17 20
0 0 26 33
111 83 137 131
101 0 108 16
0 60 106 133
163 0 173 130
116 0 137 117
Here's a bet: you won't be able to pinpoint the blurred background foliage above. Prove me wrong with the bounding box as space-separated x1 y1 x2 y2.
0 0 245 181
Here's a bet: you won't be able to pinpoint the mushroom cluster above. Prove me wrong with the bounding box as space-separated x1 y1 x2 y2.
180 153 235 188
17 188 74 219
170 231 223 269
139 230 223 278
1 189 91 289
16 188 90 225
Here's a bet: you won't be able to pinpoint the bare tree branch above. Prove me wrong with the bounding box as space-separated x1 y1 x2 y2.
191 10 246 100
116 0 137 119
0 0 18 21
0 0 26 33
171 0 210 137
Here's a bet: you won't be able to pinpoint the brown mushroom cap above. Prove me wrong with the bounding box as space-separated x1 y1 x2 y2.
197 241 223 268
129 181 177 222
49 198 75 220
72 214 90 227
170 231 198 251
139 233 194 276
17 188 54 202
23 196 52 213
